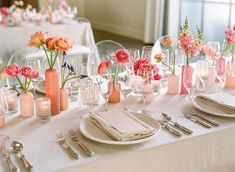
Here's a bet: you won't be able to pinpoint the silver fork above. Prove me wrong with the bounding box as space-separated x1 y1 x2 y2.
69 129 94 157
56 133 79 159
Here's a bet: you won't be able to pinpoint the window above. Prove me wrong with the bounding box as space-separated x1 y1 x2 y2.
180 0 234 42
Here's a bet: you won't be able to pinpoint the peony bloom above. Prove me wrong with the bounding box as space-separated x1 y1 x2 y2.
154 53 165 62
133 58 149 75
20 66 33 78
53 36 72 52
162 37 173 46
112 49 130 64
6 63 20 77
98 60 110 76
29 31 48 47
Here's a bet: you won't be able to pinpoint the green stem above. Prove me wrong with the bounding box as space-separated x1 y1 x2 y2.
26 78 32 92
16 76 26 93
186 54 190 66
42 44 52 69
161 61 174 74
61 53 65 87
231 45 234 63
114 64 120 81
221 41 228 57
169 46 176 74
51 51 59 68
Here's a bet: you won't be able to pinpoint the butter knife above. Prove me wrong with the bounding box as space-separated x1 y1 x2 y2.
0 141 20 172
189 112 220 126
185 114 211 128
158 120 183 137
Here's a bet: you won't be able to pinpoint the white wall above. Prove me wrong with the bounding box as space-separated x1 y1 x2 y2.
85 0 146 41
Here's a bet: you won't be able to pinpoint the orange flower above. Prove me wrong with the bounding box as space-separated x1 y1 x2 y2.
53 36 72 52
46 37 55 50
28 31 48 47
162 38 173 46
154 53 165 62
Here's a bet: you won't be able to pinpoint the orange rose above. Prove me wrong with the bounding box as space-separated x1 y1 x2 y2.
28 31 48 47
162 37 173 46
46 37 55 50
53 36 72 52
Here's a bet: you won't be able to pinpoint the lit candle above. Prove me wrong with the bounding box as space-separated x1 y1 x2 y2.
38 103 51 116
36 98 51 122
7 98 16 111
6 90 18 112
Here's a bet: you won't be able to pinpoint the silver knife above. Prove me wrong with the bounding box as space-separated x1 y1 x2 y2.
69 129 94 157
185 114 212 128
0 141 20 172
158 120 183 137
189 112 220 126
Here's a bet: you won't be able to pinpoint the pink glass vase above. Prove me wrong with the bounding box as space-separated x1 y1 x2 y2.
167 74 179 95
19 92 34 118
45 68 60 115
180 65 192 94
60 88 69 111
224 61 235 88
108 81 120 103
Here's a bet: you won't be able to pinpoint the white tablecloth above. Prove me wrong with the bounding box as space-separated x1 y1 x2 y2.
1 88 235 172
0 22 99 67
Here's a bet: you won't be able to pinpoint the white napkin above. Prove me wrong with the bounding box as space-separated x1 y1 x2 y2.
90 109 156 141
196 92 235 114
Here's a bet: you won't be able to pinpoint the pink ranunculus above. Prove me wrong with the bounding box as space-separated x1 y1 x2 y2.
133 58 149 75
0 7 10 16
6 63 20 77
112 49 130 64
0 67 10 79
98 60 110 76
225 29 234 44
30 70 39 78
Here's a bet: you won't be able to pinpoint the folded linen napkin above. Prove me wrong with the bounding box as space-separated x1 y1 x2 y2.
196 92 235 114
90 109 156 141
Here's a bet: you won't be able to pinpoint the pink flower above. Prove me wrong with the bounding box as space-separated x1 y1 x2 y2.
154 74 162 80
112 49 130 64
98 60 110 76
6 63 20 77
133 58 149 75
225 29 234 44
203 44 218 58
0 67 10 79
0 7 10 16
20 66 33 78
31 70 39 78
137 63 159 78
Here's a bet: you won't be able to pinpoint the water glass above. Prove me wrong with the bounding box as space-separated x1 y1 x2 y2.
36 98 51 122
141 46 153 61
99 76 113 111
183 66 196 100
196 60 209 90
216 57 226 86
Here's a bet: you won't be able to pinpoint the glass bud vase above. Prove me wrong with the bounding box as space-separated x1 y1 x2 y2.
20 92 34 118
45 68 60 115
108 81 120 103
167 74 179 95
60 88 69 111
224 61 235 88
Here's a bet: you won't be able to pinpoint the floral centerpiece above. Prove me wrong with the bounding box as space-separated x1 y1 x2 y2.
6 63 39 117
29 31 72 115
97 49 130 103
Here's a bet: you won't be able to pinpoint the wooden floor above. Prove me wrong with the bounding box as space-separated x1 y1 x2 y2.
93 29 149 50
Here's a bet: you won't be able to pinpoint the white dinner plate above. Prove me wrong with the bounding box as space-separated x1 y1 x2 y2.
80 114 161 145
192 96 235 118
35 80 79 94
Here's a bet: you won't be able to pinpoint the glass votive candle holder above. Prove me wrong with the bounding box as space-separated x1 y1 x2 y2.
36 98 51 122
5 90 18 113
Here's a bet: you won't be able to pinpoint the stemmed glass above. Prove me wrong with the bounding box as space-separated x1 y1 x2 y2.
80 79 99 117
216 57 226 87
135 69 154 115
183 66 196 100
117 72 133 110
126 49 140 71
141 46 153 61
99 71 113 111
25 58 42 99
196 60 209 91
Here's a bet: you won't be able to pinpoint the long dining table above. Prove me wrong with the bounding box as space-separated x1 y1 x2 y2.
0 87 235 172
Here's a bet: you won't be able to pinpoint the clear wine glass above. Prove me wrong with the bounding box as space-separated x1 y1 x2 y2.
25 58 42 99
126 49 140 71
196 60 209 91
99 71 113 111
141 46 152 61
183 66 196 100
80 79 99 117
117 72 133 111
135 69 154 115
216 57 226 87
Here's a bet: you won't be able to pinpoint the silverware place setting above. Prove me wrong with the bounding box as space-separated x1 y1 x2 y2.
157 120 183 137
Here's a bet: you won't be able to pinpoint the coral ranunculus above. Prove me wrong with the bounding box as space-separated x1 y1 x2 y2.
154 53 165 62
98 60 110 76
162 37 173 46
53 36 72 52
6 63 20 77
112 49 130 64
133 58 149 75
46 37 55 50
28 31 48 47
20 66 33 78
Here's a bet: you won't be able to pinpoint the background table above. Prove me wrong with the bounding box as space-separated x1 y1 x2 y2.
0 88 235 172
0 22 99 67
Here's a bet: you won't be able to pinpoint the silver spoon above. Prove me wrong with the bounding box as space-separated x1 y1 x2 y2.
11 141 33 171
160 112 193 134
